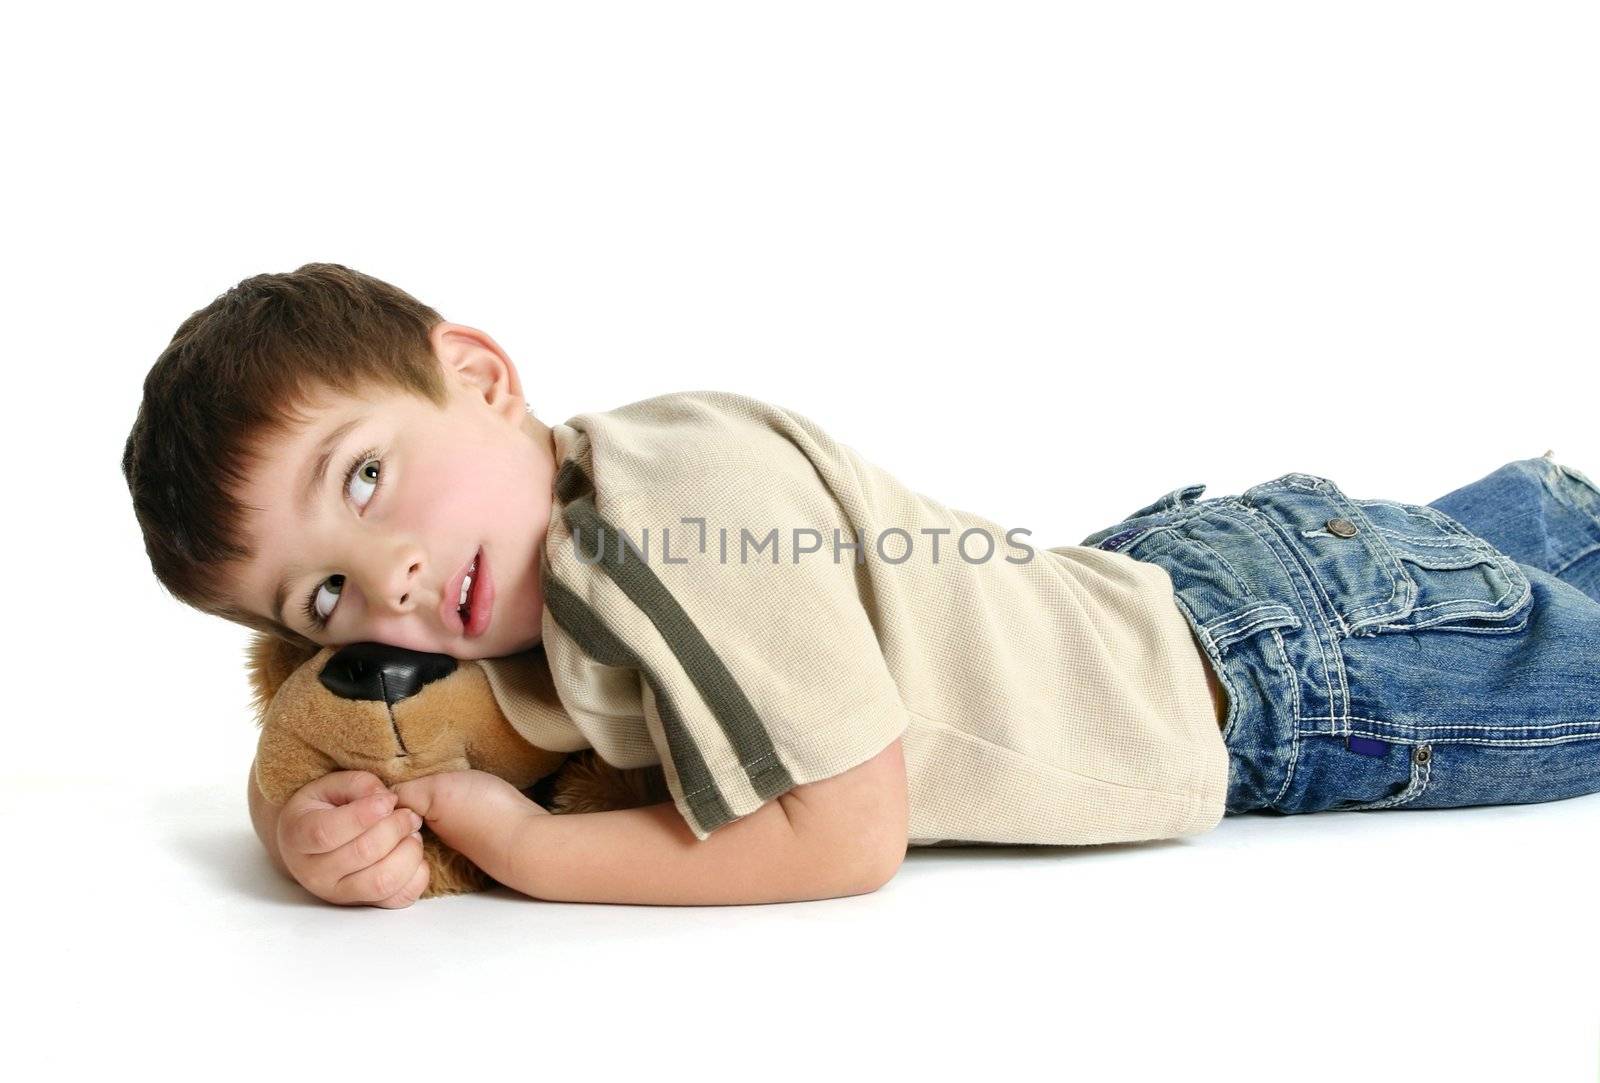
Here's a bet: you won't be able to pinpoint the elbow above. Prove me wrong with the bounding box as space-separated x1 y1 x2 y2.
835 816 907 896
859 762 909 892
847 763 911 895
854 842 906 895
786 735 910 897
793 807 906 898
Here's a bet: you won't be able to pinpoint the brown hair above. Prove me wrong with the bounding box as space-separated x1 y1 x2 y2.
122 262 449 648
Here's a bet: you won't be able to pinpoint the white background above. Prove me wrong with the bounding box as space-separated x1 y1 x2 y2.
5 1 1598 1079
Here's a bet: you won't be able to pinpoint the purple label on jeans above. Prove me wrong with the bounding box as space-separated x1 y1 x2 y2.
1098 527 1149 553
1347 735 1390 757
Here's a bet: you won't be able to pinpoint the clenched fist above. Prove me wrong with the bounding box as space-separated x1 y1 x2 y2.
273 770 429 908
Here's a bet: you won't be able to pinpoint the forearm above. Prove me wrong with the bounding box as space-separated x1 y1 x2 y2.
490 796 883 906
246 760 289 879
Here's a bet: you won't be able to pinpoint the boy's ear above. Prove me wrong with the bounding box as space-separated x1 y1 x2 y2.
429 321 526 425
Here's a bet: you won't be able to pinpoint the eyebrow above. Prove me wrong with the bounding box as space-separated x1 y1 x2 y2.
271 416 364 629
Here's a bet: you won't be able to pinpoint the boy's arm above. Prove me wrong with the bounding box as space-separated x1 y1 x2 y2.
397 737 909 905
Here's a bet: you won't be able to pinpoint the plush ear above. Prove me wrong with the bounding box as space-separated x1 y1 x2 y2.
245 631 321 725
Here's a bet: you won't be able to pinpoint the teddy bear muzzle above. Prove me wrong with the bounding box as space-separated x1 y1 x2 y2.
318 642 459 708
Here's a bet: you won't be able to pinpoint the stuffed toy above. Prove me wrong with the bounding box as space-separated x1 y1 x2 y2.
246 633 670 897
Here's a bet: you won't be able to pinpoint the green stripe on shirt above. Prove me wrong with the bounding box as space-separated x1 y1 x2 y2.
556 460 798 805
541 571 738 836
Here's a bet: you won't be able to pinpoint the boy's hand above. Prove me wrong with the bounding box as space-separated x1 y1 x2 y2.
277 770 429 909
393 769 548 882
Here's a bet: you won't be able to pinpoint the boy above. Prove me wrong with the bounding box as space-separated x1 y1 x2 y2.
124 263 1600 908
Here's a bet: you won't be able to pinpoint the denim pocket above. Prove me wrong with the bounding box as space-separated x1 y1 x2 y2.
1287 735 1435 812
1342 741 1433 810
1241 473 1533 639
1350 499 1533 635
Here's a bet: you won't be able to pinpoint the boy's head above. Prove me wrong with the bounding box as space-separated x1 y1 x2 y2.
123 262 556 660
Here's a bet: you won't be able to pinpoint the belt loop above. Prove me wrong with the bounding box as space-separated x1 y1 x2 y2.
1121 482 1209 521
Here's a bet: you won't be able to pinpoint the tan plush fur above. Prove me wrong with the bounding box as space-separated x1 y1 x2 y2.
247 633 670 897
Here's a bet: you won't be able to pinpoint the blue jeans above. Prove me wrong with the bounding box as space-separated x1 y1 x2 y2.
1080 456 1600 815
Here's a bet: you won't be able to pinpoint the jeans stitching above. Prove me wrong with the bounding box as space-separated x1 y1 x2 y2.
1205 500 1337 808
1356 499 1532 626
1216 502 1350 737
1337 729 1600 749
1374 531 1493 551
1474 537 1533 612
1206 605 1299 646
1254 478 1416 625
1352 498 1518 624
1251 481 1401 627
1186 533 1250 598
1170 594 1243 749
1267 626 1301 807
1355 499 1448 528
1361 606 1533 637
1125 498 1323 810
1404 582 1521 616
1208 602 1295 630
1299 714 1600 735
1210 505 1340 680
1339 508 1417 623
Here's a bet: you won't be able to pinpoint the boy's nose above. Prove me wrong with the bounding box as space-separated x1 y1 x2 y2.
354 545 426 616
319 642 458 706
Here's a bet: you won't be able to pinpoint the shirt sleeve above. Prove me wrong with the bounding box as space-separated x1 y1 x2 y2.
540 425 909 841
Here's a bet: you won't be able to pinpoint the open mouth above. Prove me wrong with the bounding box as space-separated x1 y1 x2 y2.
457 549 481 627
454 546 492 637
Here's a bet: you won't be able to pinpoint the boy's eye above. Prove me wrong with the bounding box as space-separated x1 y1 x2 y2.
302 450 384 629
347 455 381 508
311 575 345 624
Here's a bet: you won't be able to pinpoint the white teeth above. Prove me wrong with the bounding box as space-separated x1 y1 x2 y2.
458 574 473 607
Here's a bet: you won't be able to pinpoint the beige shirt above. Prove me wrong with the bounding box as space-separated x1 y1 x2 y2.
480 389 1228 846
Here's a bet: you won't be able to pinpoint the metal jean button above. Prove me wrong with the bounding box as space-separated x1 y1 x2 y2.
1326 517 1359 538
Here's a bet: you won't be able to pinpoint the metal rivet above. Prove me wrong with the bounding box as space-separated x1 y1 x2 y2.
1413 745 1431 764
1326 517 1359 538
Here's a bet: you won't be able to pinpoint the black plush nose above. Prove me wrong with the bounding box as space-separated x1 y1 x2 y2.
319 642 459 708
